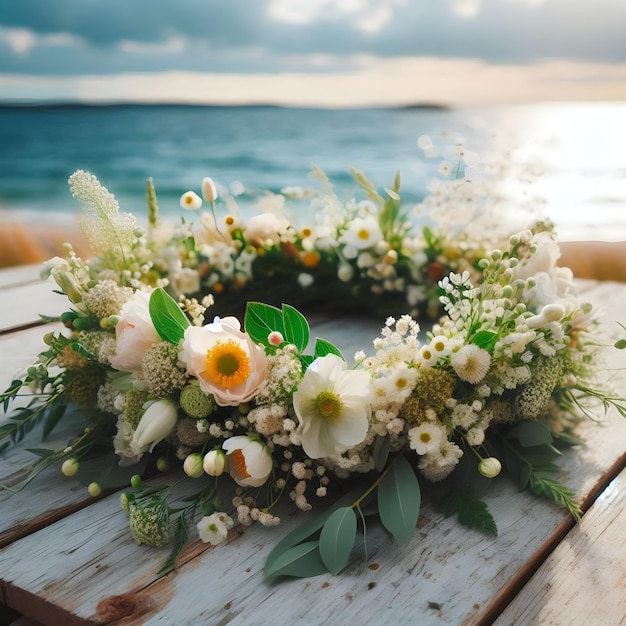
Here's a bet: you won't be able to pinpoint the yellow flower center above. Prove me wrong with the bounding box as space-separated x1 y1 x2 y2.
204 340 250 388
420 432 432 443
357 228 370 240
232 449 251 478
313 391 343 422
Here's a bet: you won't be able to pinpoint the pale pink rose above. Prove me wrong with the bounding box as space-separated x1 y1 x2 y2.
110 290 160 372
245 213 289 246
179 316 268 406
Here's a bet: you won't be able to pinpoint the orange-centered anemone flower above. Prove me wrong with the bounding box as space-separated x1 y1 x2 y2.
293 354 371 459
222 435 273 487
179 316 268 406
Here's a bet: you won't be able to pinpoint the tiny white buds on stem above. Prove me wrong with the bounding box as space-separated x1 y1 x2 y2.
88 482 102 497
61 458 79 477
478 457 502 478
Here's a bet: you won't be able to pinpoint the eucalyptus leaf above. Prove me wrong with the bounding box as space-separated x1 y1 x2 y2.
264 541 328 581
42 403 67 441
244 302 285 347
378 455 421 544
149 287 190 344
373 434 390 472
319 506 357 575
282 304 310 353
314 338 344 360
264 488 361 575
507 422 554 447
75 452 149 488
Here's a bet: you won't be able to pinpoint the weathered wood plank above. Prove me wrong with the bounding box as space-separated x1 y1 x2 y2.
493 469 626 626
0 278 624 626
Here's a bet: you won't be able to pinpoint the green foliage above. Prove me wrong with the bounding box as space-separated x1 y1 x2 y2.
496 422 582 520
245 301 342 364
372 434 390 472
149 287 190 344
265 541 328 580
319 507 357 575
378 454 421 544
471 330 499 354
74 452 150 489
438 489 497 536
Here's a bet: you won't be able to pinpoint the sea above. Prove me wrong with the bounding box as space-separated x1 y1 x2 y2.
1 101 625 241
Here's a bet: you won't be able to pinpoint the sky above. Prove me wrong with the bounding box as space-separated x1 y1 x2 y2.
1 0 626 107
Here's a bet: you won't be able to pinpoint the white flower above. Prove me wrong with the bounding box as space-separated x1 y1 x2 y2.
340 215 383 250
179 316 268 406
222 435 273 487
170 267 200 295
450 344 491 384
110 289 160 372
201 177 218 203
131 399 178 453
245 213 290 246
293 354 371 459
408 423 446 455
180 191 202 211
197 512 233 545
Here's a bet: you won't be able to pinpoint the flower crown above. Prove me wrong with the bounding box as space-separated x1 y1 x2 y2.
1 162 624 580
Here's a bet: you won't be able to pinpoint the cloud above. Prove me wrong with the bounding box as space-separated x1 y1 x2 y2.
0 0 625 77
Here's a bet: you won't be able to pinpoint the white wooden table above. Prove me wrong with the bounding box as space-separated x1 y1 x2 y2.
0 264 624 626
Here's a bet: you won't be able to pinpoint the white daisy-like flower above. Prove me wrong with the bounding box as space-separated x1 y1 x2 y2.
197 512 233 545
180 191 202 211
408 422 447 455
340 215 383 250
293 354 371 459
450 344 491 384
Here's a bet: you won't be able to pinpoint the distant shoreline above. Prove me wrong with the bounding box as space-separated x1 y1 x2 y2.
0 101 452 112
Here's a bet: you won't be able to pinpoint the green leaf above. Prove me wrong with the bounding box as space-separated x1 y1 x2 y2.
319 507 357 575
42 403 67 441
264 488 361 576
373 435 390 472
313 338 344 360
378 455 421 544
244 302 285 347
264 541 328 581
281 304 310 353
69 342 98 361
438 489 497 536
149 288 190 344
507 422 553 448
472 331 499 354
298 354 315 370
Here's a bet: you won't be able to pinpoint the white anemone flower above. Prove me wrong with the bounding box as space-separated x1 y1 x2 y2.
222 435 273 487
180 191 202 211
293 354 371 459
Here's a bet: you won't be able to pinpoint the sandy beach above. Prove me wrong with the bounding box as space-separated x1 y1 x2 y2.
0 219 624 283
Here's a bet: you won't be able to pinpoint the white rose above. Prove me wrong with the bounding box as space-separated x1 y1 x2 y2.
110 289 160 372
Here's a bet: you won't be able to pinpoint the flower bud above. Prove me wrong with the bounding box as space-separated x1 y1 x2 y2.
203 449 227 477
131 399 178 453
183 453 205 478
202 177 218 203
478 457 502 478
156 457 170 472
88 482 102 497
61 458 80 477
